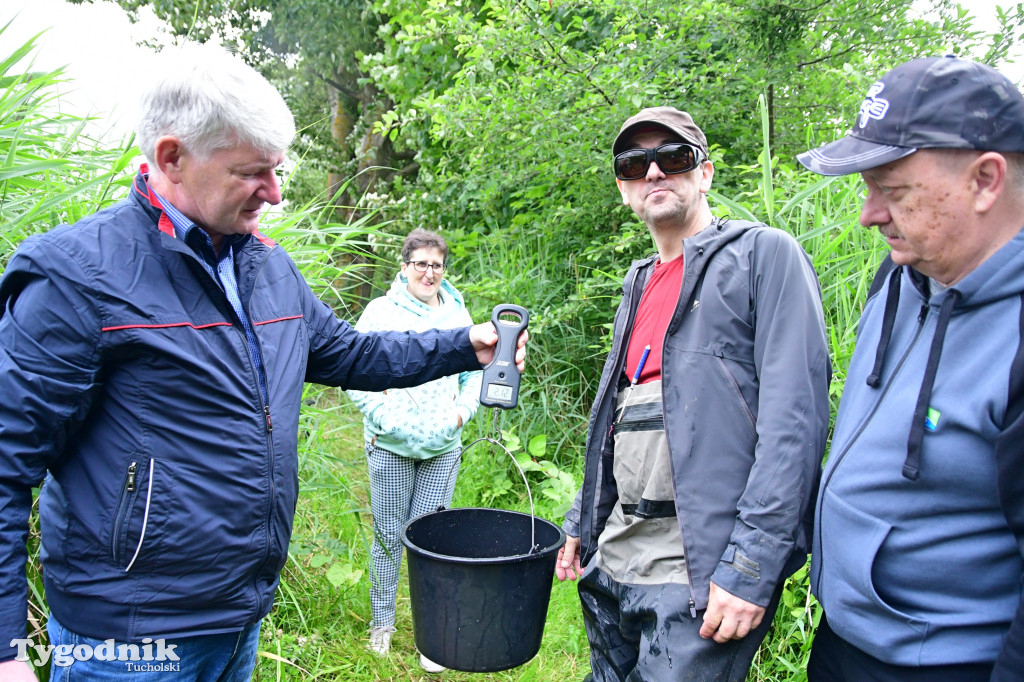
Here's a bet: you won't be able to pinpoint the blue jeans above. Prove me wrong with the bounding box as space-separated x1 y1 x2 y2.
46 614 261 682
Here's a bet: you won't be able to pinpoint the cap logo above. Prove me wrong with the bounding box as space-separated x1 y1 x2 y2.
858 81 889 129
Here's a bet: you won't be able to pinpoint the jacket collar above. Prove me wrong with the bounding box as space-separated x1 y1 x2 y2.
130 164 278 249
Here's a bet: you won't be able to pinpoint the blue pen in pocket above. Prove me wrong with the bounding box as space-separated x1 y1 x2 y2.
616 344 651 424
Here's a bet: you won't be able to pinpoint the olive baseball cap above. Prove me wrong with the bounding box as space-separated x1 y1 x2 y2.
613 106 708 156
798 56 1024 176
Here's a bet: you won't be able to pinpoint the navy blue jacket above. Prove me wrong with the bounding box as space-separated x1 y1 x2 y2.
0 171 478 656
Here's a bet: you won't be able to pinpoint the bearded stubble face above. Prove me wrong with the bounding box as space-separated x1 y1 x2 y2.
616 130 713 238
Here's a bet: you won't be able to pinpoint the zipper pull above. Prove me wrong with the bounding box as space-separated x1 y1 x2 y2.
688 597 697 619
918 303 929 325
264 405 273 432
127 461 137 493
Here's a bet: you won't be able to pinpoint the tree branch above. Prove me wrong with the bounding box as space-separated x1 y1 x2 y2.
796 32 938 69
316 72 360 101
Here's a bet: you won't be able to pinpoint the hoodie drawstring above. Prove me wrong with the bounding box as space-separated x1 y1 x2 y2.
866 266 961 481
867 266 903 388
902 289 960 481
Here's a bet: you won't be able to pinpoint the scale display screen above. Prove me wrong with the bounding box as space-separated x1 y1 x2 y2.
486 383 514 402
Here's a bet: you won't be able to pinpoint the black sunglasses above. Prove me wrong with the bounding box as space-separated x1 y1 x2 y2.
613 143 705 180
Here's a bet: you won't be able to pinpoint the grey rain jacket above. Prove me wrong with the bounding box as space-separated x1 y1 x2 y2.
564 218 831 610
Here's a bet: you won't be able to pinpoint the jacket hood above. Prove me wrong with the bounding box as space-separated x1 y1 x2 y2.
867 225 1024 481
387 273 468 321
624 216 755 288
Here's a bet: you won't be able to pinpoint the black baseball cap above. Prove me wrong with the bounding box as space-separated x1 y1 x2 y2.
613 107 708 157
798 56 1024 176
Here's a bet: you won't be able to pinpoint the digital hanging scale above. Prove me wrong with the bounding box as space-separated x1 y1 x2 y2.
479 304 529 409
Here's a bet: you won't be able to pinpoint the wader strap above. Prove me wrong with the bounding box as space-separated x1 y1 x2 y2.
622 500 677 519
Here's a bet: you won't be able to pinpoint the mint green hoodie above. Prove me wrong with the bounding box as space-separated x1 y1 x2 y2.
347 274 482 459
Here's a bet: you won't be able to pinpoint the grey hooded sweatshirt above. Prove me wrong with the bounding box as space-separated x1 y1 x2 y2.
814 226 1024 677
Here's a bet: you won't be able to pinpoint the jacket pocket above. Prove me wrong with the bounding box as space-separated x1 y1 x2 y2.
111 458 176 572
818 488 928 663
110 459 141 567
711 354 757 432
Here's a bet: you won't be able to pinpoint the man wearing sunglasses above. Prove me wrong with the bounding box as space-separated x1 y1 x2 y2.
556 106 830 681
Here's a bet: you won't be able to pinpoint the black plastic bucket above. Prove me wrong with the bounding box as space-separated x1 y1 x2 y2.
401 507 566 672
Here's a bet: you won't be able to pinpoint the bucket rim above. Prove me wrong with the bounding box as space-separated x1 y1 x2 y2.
400 507 567 565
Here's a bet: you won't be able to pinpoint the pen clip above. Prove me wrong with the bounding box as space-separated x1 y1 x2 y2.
617 344 651 424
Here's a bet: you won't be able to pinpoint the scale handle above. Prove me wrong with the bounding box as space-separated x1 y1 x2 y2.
479 304 529 409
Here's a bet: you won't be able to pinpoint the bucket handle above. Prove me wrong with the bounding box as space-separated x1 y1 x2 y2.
442 435 539 554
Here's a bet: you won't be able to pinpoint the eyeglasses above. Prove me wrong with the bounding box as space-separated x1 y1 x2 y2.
613 143 705 180
405 260 446 274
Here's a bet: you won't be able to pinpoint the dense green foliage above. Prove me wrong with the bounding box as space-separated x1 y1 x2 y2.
5 3 1024 680
91 0 1022 473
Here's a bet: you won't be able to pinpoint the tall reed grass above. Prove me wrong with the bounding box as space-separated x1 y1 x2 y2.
0 28 138 257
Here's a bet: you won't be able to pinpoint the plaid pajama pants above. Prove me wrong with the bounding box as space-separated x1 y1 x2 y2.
366 443 462 627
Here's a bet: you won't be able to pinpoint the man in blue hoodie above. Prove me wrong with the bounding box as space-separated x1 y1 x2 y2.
798 57 1024 681
347 228 482 673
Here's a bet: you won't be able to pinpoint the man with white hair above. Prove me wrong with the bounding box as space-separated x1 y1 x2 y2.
0 45 522 680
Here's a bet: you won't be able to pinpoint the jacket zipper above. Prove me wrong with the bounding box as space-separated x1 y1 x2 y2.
246 254 277 615
661 248 698 617
815 303 930 592
182 240 277 609
125 458 155 573
111 461 138 565
586 263 648 558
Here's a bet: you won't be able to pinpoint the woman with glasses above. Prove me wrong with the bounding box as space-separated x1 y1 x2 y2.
346 228 482 673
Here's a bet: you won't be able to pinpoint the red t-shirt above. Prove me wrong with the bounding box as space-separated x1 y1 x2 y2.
624 255 684 384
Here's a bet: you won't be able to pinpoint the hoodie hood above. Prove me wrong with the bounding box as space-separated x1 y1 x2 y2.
387 272 468 322
866 225 1024 480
